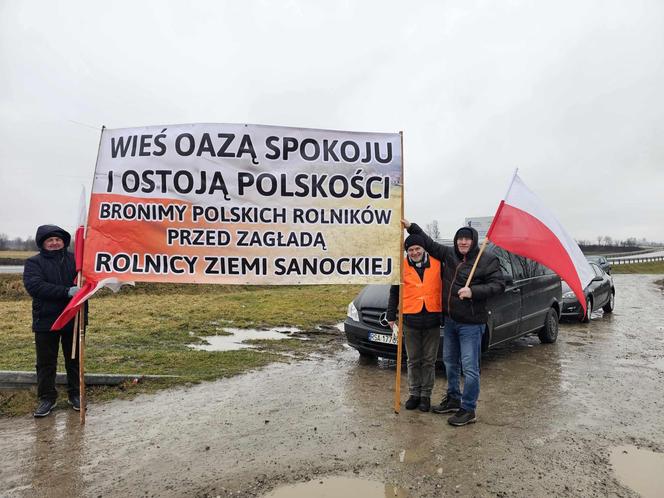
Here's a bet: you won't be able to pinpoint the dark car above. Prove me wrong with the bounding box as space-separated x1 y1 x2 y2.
344 243 562 361
561 262 615 322
586 255 611 275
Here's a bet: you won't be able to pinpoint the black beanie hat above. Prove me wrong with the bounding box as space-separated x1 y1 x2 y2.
456 227 474 239
404 233 426 250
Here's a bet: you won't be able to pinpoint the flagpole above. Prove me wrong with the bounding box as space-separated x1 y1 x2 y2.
71 298 80 359
394 132 405 414
79 125 105 424
79 299 86 424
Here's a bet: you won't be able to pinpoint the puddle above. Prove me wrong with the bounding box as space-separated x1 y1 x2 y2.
263 477 408 497
610 445 664 497
188 327 302 351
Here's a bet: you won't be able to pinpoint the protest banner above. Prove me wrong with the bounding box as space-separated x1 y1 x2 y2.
83 124 403 285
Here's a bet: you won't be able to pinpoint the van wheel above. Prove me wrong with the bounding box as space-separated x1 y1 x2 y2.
538 307 559 343
579 297 592 323
602 290 615 313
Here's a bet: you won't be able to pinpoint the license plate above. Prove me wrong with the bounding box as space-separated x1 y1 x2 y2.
368 332 397 345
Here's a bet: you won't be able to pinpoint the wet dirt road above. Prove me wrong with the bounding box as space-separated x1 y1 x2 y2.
1 274 663 497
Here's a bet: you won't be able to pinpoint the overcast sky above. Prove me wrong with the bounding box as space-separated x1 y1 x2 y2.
1 0 663 243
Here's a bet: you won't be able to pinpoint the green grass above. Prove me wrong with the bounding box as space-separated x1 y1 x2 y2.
611 261 664 274
0 250 36 260
0 275 361 416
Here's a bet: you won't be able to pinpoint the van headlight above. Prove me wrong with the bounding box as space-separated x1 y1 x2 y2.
347 301 359 322
563 291 576 299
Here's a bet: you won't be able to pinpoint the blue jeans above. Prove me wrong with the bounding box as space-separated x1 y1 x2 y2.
443 317 484 412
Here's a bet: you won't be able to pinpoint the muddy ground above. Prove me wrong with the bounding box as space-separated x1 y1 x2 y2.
1 274 663 497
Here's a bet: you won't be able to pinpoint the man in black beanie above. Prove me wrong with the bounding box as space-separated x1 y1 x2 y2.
403 220 504 426
23 224 81 417
386 233 443 412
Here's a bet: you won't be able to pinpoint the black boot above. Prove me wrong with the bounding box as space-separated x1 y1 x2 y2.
405 396 421 410
432 395 461 414
33 399 55 418
448 409 477 426
418 397 431 412
68 395 81 411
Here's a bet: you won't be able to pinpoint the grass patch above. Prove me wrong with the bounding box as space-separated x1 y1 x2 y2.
0 250 36 260
611 261 664 274
0 281 361 416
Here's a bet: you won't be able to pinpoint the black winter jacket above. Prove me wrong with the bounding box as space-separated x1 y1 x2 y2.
23 225 77 333
408 223 505 324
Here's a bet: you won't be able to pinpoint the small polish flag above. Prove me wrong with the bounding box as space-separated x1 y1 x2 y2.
74 186 87 272
51 278 134 331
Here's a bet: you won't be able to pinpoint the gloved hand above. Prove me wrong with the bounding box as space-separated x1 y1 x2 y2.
67 286 80 297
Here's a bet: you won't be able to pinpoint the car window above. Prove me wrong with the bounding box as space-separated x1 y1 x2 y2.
592 263 604 277
508 253 528 280
527 258 547 276
491 246 513 279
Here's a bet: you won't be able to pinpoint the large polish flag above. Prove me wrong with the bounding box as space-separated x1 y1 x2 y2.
486 171 595 313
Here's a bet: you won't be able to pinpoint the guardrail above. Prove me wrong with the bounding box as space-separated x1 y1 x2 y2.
602 248 664 258
608 255 664 265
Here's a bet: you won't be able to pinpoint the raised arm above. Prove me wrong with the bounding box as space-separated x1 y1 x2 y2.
403 219 450 262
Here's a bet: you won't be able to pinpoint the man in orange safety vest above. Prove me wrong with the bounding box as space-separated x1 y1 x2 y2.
387 233 443 412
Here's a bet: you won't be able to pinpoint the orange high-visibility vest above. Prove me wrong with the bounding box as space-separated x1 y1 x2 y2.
402 256 442 314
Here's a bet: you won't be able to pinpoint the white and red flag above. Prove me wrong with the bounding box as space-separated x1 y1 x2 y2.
51 277 132 331
51 186 134 331
74 186 87 272
486 171 595 313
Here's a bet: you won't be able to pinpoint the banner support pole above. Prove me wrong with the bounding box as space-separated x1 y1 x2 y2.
79 125 105 424
394 132 405 413
71 271 82 359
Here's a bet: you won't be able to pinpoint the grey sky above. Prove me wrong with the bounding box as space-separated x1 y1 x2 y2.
1 0 663 242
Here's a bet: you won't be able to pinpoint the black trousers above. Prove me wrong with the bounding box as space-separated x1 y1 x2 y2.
35 329 79 402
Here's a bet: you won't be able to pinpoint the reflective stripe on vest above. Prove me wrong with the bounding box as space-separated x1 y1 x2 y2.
402 256 442 314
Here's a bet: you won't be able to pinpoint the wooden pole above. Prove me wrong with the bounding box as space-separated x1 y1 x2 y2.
71 271 82 359
79 304 86 424
394 132 405 414
464 238 489 288
78 125 104 424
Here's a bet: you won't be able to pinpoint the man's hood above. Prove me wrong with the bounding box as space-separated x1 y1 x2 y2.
453 226 479 260
35 224 71 249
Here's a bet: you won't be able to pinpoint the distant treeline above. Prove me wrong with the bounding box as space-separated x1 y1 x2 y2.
0 234 36 251
577 236 657 248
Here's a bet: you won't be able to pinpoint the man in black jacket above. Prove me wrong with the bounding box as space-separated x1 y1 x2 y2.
23 225 81 417
404 220 505 426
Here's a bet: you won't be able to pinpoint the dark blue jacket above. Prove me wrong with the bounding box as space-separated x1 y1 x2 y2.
23 225 77 333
